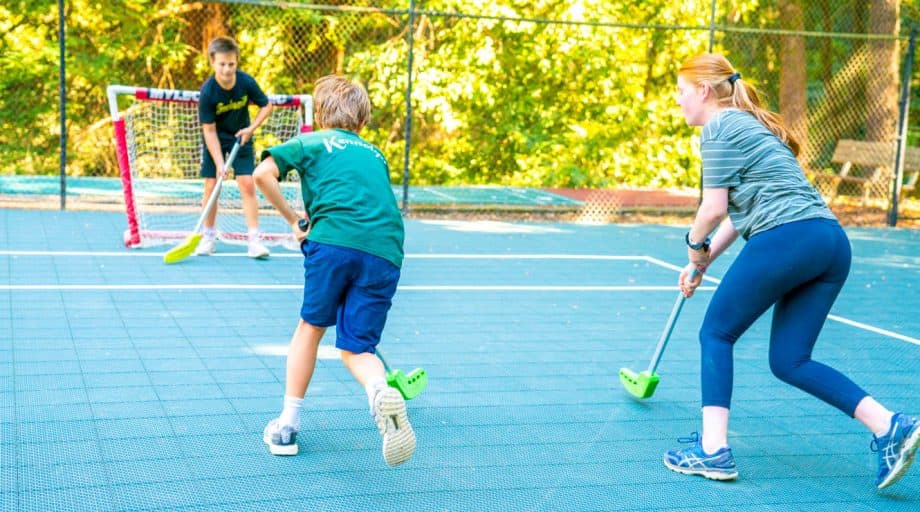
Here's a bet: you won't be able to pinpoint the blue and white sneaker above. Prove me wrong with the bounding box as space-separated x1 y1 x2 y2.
663 432 738 481
263 418 299 456
872 412 920 489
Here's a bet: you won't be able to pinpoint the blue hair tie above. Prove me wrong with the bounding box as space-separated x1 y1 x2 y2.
728 72 741 84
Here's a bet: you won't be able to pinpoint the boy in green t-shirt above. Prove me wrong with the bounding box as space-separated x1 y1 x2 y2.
253 75 414 467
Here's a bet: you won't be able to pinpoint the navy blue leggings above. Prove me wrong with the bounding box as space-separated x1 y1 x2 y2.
700 218 868 416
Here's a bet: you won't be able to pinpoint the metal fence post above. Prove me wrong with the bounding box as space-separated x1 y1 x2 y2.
888 27 917 227
401 0 416 214
59 0 67 210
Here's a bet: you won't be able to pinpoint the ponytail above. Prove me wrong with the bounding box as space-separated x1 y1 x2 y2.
679 54 800 156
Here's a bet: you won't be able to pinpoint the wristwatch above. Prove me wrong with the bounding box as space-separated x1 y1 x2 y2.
685 231 711 251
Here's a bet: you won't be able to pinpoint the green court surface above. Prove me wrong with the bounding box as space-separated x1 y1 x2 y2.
1 208 918 511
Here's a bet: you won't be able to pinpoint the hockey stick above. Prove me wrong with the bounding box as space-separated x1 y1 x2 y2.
163 139 241 264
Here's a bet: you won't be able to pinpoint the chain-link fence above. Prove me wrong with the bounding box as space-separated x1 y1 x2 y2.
3 0 919 224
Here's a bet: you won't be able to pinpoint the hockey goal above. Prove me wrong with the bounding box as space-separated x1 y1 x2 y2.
107 84 312 248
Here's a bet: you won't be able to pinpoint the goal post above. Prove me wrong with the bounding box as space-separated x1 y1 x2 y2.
107 84 312 248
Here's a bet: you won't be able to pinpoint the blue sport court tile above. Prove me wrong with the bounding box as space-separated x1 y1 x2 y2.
18 439 102 467
16 403 94 422
135 347 201 360
18 462 110 492
111 481 210 510
169 414 248 436
104 458 193 485
75 348 139 361
153 384 225 400
13 360 82 376
94 417 174 440
142 358 208 372
202 357 266 371
15 388 88 407
230 399 278 415
86 386 160 404
176 432 265 459
216 382 279 399
209 368 278 384
90 400 166 420
17 419 98 444
79 358 146 374
161 399 237 417
99 436 184 462
82 371 152 388
14 373 85 391
10 348 79 363
16 486 115 512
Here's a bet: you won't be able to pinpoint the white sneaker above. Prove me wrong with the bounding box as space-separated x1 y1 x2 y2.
263 418 299 456
247 237 270 259
373 386 416 467
194 236 216 256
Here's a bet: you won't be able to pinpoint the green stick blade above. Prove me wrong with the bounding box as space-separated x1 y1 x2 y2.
387 367 427 400
619 368 659 399
163 233 202 264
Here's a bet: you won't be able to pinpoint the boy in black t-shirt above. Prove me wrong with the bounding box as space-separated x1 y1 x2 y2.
196 36 273 258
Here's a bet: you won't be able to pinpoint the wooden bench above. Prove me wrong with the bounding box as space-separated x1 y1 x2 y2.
816 139 920 204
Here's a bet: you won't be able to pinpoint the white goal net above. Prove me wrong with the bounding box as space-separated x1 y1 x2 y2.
107 85 311 248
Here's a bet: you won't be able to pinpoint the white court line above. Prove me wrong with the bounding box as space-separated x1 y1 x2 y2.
827 315 920 346
1 250 915 346
642 256 920 347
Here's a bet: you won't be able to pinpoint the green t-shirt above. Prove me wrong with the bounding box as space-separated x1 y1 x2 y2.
263 129 405 268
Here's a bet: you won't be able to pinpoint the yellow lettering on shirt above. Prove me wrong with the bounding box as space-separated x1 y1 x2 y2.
215 95 248 115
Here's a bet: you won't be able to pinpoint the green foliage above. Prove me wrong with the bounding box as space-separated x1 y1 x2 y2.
2 0 918 195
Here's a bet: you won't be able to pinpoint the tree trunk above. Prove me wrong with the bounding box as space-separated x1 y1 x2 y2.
866 0 900 142
180 2 230 86
779 0 808 159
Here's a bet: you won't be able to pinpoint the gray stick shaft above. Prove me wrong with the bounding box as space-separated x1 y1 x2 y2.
192 140 241 234
647 293 686 374
646 268 700 374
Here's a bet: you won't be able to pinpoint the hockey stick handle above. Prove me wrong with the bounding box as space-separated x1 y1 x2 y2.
192 139 241 234
647 267 701 374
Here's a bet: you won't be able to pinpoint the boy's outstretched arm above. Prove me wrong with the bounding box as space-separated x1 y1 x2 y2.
254 157 307 240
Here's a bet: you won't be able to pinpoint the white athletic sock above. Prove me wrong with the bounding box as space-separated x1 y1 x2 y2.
365 378 387 416
279 396 303 429
203 227 217 239
248 228 260 240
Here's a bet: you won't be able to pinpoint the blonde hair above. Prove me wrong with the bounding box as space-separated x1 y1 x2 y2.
679 53 800 156
313 75 371 132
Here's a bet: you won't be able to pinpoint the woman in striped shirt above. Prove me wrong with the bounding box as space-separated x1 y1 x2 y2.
662 53 918 489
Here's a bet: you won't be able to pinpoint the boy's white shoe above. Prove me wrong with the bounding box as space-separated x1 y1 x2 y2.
247 237 270 259
263 418 299 456
194 236 216 256
373 386 416 467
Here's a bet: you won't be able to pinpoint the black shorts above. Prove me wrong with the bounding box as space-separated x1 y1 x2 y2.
200 143 256 178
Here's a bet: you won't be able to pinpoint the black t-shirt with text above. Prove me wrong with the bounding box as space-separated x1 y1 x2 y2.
198 70 269 149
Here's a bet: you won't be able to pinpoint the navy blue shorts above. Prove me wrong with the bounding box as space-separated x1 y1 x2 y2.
300 241 400 354
200 143 256 178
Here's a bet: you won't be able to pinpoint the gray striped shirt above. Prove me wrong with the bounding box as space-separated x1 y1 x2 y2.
701 109 835 239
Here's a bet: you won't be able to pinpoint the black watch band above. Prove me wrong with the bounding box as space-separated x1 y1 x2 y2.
685 232 711 251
